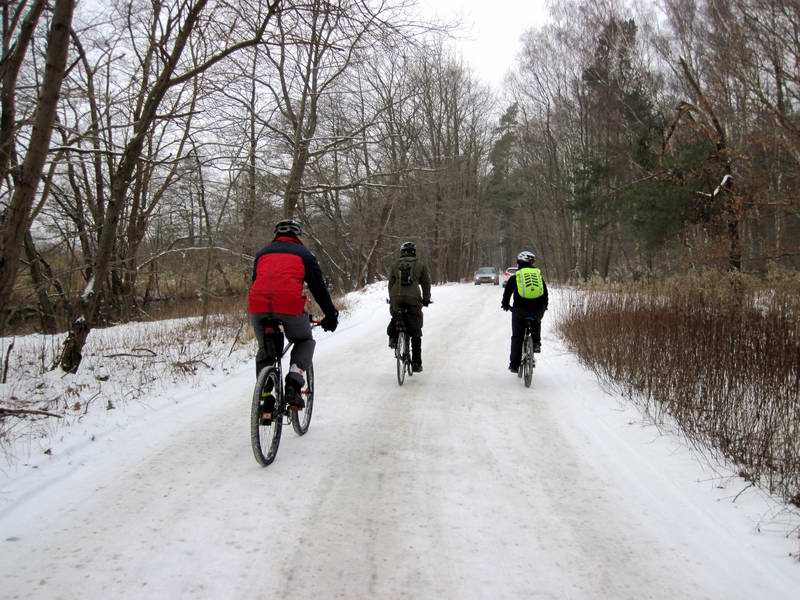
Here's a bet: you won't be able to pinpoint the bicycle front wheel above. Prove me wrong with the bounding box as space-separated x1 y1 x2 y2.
251 367 283 466
396 331 407 386
291 363 314 436
523 333 534 388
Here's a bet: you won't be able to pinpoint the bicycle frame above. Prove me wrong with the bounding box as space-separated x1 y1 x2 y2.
260 319 319 418
250 317 319 467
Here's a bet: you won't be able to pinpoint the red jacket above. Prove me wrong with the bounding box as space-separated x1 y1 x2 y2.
248 236 336 318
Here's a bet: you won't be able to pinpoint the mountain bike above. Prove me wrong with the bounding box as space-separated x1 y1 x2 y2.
394 307 413 386
518 317 538 388
250 319 318 467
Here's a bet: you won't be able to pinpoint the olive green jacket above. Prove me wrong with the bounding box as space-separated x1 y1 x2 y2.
388 256 432 310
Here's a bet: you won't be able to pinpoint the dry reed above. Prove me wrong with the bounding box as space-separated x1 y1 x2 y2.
558 273 800 505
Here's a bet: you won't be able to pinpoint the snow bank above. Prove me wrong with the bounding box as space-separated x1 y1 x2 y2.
0 313 256 468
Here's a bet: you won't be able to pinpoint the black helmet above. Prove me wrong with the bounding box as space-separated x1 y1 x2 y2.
517 250 536 266
400 241 416 256
274 218 302 237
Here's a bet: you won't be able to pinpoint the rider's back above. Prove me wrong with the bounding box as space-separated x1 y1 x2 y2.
248 235 335 317
388 255 431 310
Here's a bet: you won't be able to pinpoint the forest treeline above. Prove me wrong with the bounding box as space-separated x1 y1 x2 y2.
1 0 799 371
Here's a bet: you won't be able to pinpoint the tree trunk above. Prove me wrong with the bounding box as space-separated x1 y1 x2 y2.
60 0 212 372
284 143 310 217
23 231 57 333
0 0 46 187
0 0 75 325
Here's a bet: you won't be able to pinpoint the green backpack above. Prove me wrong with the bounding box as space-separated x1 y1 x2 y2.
398 259 415 286
515 267 544 299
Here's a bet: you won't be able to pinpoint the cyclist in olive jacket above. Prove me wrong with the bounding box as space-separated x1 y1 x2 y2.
501 250 548 373
387 241 431 372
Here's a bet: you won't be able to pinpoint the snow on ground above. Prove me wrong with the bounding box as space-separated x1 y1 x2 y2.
0 313 255 468
0 283 798 600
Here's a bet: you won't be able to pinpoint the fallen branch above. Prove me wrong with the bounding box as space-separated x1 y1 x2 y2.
173 358 210 373
103 347 157 359
732 482 755 503
82 391 102 415
0 407 63 419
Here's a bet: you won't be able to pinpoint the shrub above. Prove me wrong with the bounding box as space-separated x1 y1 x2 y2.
558 273 800 503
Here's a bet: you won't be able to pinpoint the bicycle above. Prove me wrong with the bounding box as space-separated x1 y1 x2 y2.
250 318 318 467
394 307 413 386
518 317 538 388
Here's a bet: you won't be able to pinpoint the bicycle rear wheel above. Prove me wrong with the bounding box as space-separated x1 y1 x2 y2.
396 331 407 386
291 363 314 435
523 332 534 388
251 367 283 466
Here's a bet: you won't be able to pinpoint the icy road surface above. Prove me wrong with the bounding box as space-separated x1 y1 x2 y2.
1 284 798 599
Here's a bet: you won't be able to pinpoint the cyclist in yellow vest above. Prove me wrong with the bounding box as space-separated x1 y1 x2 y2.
501 250 548 373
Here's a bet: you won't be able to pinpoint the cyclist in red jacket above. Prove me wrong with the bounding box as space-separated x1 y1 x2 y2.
248 219 338 409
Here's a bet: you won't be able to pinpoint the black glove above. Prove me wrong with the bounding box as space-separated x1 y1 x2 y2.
422 299 431 307
320 311 339 332
501 303 511 312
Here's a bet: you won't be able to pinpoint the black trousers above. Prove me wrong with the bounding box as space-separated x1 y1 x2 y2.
509 308 544 369
387 303 423 365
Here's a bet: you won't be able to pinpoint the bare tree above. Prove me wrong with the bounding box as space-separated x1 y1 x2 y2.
262 0 414 217
58 0 282 372
0 0 75 327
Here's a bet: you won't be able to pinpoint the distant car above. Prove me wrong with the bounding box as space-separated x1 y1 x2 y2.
474 267 499 285
502 266 518 285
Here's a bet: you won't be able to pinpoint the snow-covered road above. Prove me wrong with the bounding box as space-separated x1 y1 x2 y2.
1 284 798 599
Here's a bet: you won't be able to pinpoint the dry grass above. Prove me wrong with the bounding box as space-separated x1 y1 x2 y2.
0 309 255 460
557 271 800 505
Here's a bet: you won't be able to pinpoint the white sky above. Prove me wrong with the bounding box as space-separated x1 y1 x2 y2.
417 0 551 91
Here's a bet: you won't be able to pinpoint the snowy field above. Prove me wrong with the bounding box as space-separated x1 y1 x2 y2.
1 283 799 599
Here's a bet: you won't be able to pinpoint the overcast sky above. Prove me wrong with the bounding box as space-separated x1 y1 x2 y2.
417 0 550 91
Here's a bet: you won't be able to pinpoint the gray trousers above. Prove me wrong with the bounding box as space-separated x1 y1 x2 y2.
250 313 315 380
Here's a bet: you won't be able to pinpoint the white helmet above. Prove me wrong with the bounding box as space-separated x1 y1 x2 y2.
517 250 536 265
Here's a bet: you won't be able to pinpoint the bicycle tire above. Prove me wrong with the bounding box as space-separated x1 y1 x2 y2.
396 331 407 386
523 332 534 388
251 367 283 466
291 363 314 435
